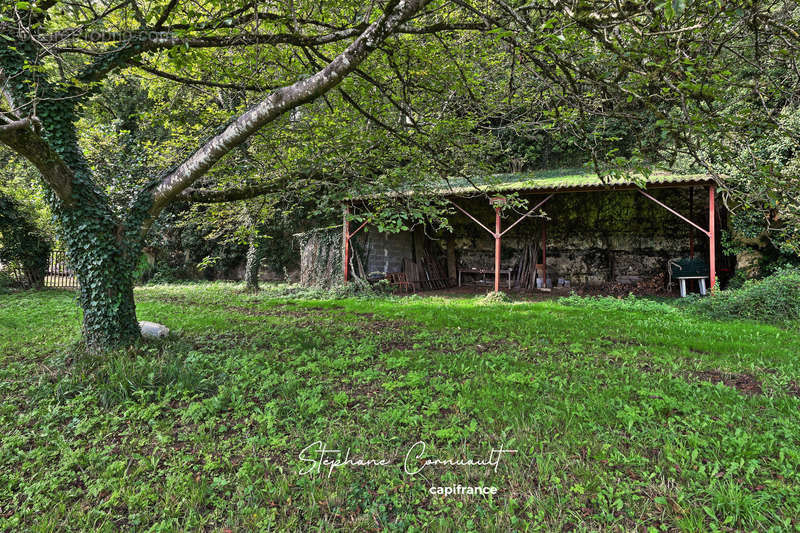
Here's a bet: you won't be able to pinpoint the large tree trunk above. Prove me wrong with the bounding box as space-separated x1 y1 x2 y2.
69 222 141 350
75 252 139 349
52 163 145 350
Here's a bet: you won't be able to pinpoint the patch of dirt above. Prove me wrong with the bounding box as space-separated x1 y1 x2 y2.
474 339 515 354
379 338 416 352
360 318 413 333
354 319 418 352
344 380 387 409
691 370 763 396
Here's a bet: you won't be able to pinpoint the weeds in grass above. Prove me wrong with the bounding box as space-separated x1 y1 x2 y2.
479 291 511 304
691 266 800 324
1 284 799 531
40 340 221 407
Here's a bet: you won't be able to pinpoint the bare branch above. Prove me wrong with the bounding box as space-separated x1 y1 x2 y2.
180 183 278 203
127 60 276 92
0 116 40 133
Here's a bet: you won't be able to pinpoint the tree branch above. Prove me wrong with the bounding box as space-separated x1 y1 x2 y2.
127 60 276 92
153 0 180 30
145 0 430 226
39 21 483 48
180 183 278 203
0 124 73 204
0 117 40 133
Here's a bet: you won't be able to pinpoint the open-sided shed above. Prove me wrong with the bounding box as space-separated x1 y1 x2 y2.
342 169 724 294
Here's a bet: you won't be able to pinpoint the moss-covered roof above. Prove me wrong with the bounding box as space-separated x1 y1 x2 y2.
354 168 711 199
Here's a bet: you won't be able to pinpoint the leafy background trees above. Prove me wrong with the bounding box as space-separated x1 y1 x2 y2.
1 0 799 350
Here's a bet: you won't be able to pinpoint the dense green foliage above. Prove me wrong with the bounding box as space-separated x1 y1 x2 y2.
2 284 799 530
0 36 152 348
0 191 51 287
691 267 800 324
1 0 799 351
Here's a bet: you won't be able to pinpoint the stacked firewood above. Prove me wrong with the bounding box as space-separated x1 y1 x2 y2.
513 242 541 289
402 252 450 290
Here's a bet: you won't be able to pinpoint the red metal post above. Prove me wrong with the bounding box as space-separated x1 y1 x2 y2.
709 185 716 289
494 206 501 292
343 205 350 282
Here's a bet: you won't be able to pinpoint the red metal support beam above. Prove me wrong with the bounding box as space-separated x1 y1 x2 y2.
709 185 716 289
500 194 553 237
348 219 369 240
449 200 495 236
637 189 711 237
343 205 350 282
494 205 501 292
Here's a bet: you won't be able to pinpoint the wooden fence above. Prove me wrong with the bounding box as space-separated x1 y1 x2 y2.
1 249 79 289
45 250 79 289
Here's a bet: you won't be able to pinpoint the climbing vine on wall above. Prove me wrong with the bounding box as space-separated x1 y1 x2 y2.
296 226 344 289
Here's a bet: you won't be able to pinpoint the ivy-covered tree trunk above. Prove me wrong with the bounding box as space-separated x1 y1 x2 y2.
59 184 147 350
245 237 261 293
72 236 140 349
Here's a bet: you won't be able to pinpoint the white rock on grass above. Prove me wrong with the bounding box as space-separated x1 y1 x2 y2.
139 321 170 338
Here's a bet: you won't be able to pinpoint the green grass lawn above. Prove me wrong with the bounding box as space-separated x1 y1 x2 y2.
1 283 800 532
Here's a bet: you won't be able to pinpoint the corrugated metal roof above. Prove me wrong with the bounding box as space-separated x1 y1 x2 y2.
352 169 711 199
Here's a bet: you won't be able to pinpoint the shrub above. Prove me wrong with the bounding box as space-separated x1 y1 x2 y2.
691 267 800 324
0 192 51 288
480 291 511 304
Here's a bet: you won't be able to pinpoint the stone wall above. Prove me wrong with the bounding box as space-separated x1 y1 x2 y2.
362 230 414 275
430 187 722 286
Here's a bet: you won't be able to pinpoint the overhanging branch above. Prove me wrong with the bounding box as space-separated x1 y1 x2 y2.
0 124 73 204
127 60 275 92
146 0 430 223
